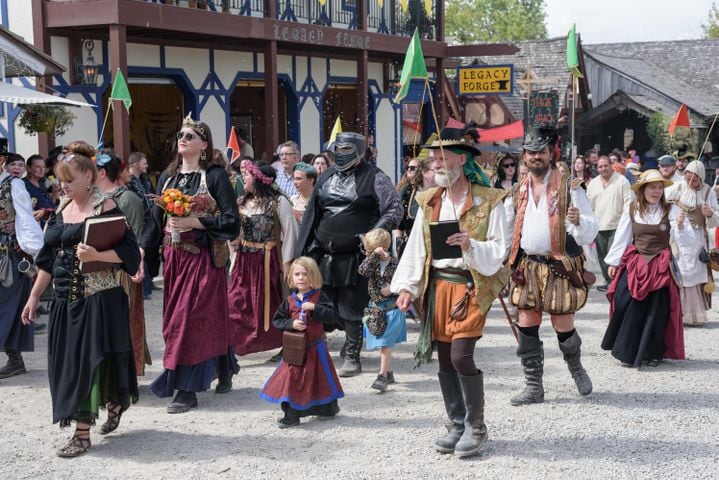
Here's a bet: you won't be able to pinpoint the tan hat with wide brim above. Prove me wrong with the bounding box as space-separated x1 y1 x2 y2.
631 168 673 192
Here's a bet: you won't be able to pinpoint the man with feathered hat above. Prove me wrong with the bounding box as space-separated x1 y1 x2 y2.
391 126 511 458
507 125 598 406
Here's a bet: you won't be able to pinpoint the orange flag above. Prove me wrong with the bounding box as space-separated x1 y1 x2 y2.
226 127 241 163
668 104 690 136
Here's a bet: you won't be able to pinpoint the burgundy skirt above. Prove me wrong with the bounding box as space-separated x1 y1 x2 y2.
161 239 232 370
228 248 283 355
260 339 344 410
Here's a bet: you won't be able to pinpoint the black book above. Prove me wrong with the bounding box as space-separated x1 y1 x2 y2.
429 220 462 260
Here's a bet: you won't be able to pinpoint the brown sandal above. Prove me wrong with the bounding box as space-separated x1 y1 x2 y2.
100 402 123 435
57 426 91 458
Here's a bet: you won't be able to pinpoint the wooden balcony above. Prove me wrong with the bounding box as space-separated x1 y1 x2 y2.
41 0 446 57
142 0 439 39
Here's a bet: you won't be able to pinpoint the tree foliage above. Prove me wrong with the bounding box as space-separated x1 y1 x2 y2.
445 0 548 44
702 2 719 39
646 112 700 157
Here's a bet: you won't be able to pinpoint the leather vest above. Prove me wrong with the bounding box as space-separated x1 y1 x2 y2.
509 168 582 266
0 176 16 238
417 184 510 315
631 203 671 263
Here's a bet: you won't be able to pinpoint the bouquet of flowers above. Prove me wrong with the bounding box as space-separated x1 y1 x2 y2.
153 188 192 245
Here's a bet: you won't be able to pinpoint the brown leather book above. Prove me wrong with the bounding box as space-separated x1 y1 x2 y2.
80 215 127 274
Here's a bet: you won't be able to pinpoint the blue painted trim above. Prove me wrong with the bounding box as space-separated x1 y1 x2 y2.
1 0 8 27
159 46 166 68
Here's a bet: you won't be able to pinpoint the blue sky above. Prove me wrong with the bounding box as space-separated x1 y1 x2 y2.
545 0 715 44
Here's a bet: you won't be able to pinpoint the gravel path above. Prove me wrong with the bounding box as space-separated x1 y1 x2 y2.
1 283 718 480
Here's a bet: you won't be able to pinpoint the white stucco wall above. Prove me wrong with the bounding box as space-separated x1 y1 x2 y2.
300 100 321 155
369 62 383 85
215 50 254 88
127 43 160 68
375 98 398 180
55 96 101 147
165 47 208 89
6 0 33 45
328 59 356 78
200 96 227 149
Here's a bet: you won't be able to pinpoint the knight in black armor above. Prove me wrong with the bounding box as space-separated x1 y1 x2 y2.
295 132 402 376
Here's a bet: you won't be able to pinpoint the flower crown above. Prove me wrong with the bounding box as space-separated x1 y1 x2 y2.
182 112 206 139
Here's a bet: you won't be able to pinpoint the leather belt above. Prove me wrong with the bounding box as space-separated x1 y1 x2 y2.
163 235 201 255
526 254 552 264
240 239 277 332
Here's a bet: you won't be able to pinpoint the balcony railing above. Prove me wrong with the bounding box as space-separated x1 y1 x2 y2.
142 0 437 38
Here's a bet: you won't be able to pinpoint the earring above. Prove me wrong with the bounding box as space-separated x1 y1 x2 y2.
201 150 207 162
85 185 92 192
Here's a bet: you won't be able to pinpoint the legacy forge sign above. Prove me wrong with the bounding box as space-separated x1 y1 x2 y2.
456 65 513 96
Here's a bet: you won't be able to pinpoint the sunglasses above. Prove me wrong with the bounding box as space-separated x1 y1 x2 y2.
407 166 418 172
58 153 76 163
502 163 516 169
176 131 199 142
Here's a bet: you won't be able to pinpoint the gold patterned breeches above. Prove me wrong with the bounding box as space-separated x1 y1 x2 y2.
511 257 587 315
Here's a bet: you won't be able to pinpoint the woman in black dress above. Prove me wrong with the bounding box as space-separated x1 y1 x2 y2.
22 141 141 457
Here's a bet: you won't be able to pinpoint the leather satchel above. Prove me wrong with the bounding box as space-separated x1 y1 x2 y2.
209 239 230 269
550 259 588 288
449 284 475 321
282 330 306 366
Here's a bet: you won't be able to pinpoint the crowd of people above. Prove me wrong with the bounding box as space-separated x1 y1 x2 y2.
0 117 715 459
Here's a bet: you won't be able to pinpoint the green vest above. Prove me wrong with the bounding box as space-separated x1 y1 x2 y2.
417 184 510 315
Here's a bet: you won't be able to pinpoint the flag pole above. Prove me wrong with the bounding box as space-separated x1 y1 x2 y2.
570 74 576 161
98 102 113 147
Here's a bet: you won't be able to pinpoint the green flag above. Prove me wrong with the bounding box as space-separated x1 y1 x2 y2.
566 24 583 79
109 68 132 112
393 29 428 103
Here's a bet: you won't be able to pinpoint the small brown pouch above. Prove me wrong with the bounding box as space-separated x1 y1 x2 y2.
550 260 584 288
209 239 230 268
282 330 306 366
450 284 475 321
581 270 596 286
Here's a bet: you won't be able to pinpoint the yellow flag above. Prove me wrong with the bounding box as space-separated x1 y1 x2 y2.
424 0 431 15
329 116 342 143
400 0 408 12
378 0 384 8
319 0 327 6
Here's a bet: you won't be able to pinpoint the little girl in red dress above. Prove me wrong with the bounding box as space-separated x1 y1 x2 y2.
260 256 344 428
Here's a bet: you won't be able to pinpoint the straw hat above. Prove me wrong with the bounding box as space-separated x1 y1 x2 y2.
422 128 481 156
631 168 673 192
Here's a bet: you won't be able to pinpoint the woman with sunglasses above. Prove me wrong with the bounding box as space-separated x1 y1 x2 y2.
493 155 518 191
95 151 150 378
395 157 426 257
21 142 141 457
228 160 298 358
142 115 240 413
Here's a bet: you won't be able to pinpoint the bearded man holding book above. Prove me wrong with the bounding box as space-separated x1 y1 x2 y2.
391 127 511 458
